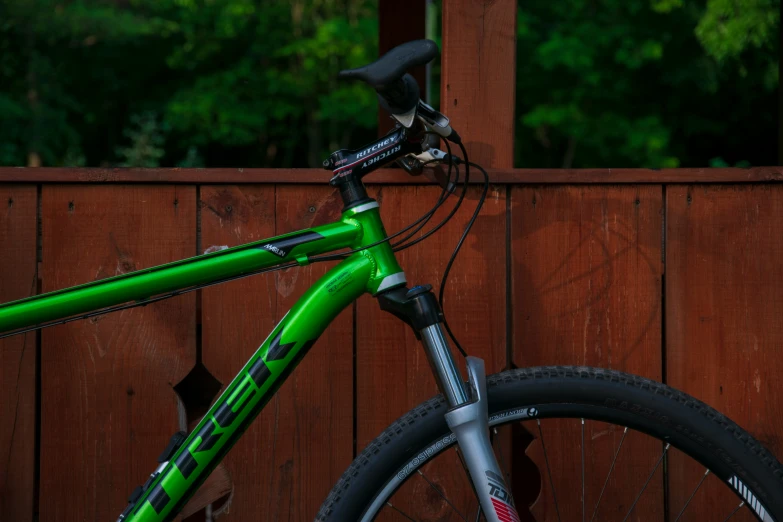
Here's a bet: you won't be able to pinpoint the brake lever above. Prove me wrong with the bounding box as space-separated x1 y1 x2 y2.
395 148 460 193
417 101 460 143
397 155 424 176
395 123 446 176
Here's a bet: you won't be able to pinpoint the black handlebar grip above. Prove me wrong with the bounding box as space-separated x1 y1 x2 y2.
376 74 420 115
338 40 438 88
339 40 437 116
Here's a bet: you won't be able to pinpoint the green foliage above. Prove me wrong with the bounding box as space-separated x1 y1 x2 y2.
696 0 779 89
177 147 204 168
115 112 166 167
150 0 379 166
697 0 779 61
0 0 777 169
0 0 378 168
514 0 779 168
709 156 752 167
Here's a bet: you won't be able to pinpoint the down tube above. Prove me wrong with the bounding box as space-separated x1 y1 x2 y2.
124 254 375 522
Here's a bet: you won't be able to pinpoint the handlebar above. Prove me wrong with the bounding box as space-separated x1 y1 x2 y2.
324 39 461 199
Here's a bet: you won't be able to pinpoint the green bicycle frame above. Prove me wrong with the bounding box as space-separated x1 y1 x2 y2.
0 201 407 522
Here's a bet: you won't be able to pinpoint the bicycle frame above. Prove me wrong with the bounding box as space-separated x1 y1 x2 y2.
0 201 406 521
0 119 514 521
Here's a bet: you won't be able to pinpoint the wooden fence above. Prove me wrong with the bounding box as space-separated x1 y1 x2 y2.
1 1 782 521
2 177 782 521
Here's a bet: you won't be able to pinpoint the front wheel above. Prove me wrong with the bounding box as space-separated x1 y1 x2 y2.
317 367 782 521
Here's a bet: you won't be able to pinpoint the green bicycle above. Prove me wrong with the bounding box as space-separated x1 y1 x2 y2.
1 40 781 522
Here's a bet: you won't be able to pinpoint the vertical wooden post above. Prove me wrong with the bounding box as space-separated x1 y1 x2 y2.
441 0 517 168
0 186 37 522
377 0 426 135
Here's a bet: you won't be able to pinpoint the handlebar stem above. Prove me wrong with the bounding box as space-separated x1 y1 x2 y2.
324 124 426 209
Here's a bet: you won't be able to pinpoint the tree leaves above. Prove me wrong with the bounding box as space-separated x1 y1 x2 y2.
513 0 778 168
0 0 776 168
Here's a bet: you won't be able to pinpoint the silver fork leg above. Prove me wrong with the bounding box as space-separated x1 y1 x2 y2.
420 325 519 522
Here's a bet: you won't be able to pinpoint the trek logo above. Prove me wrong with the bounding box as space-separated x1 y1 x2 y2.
123 322 319 519
362 145 401 168
486 470 514 505
136 356 274 515
263 244 286 257
356 137 396 159
487 470 521 522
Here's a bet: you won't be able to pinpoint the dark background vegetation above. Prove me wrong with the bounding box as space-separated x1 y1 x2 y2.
0 0 778 169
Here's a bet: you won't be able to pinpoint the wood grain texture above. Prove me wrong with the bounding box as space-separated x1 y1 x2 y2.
666 185 783 521
39 185 197 521
356 184 507 519
510 186 664 520
180 464 233 519
2 167 783 184
441 0 517 168
198 185 277 520
378 0 426 135
200 185 353 520
0 185 37 522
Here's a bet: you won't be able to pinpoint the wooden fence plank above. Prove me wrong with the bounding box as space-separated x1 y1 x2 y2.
200 185 353 520
666 185 783 521
2 167 783 184
510 185 664 520
272 186 353 519
441 0 517 168
39 185 197 521
356 184 507 519
0 185 37 522
199 185 277 520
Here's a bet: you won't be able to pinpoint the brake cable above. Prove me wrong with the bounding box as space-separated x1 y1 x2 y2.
392 137 467 251
392 134 468 252
437 145 490 360
311 130 490 361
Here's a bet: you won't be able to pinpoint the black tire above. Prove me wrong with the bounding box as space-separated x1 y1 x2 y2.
316 367 783 521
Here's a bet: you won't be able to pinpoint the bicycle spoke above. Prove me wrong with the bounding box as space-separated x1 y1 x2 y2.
386 501 419 521
537 419 563 522
621 443 670 522
672 469 710 522
589 426 628 522
722 501 745 522
581 418 585 522
417 469 468 521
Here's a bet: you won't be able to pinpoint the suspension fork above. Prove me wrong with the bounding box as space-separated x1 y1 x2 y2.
377 286 519 522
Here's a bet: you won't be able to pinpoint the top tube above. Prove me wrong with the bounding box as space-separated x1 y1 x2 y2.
0 220 360 334
0 196 407 334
